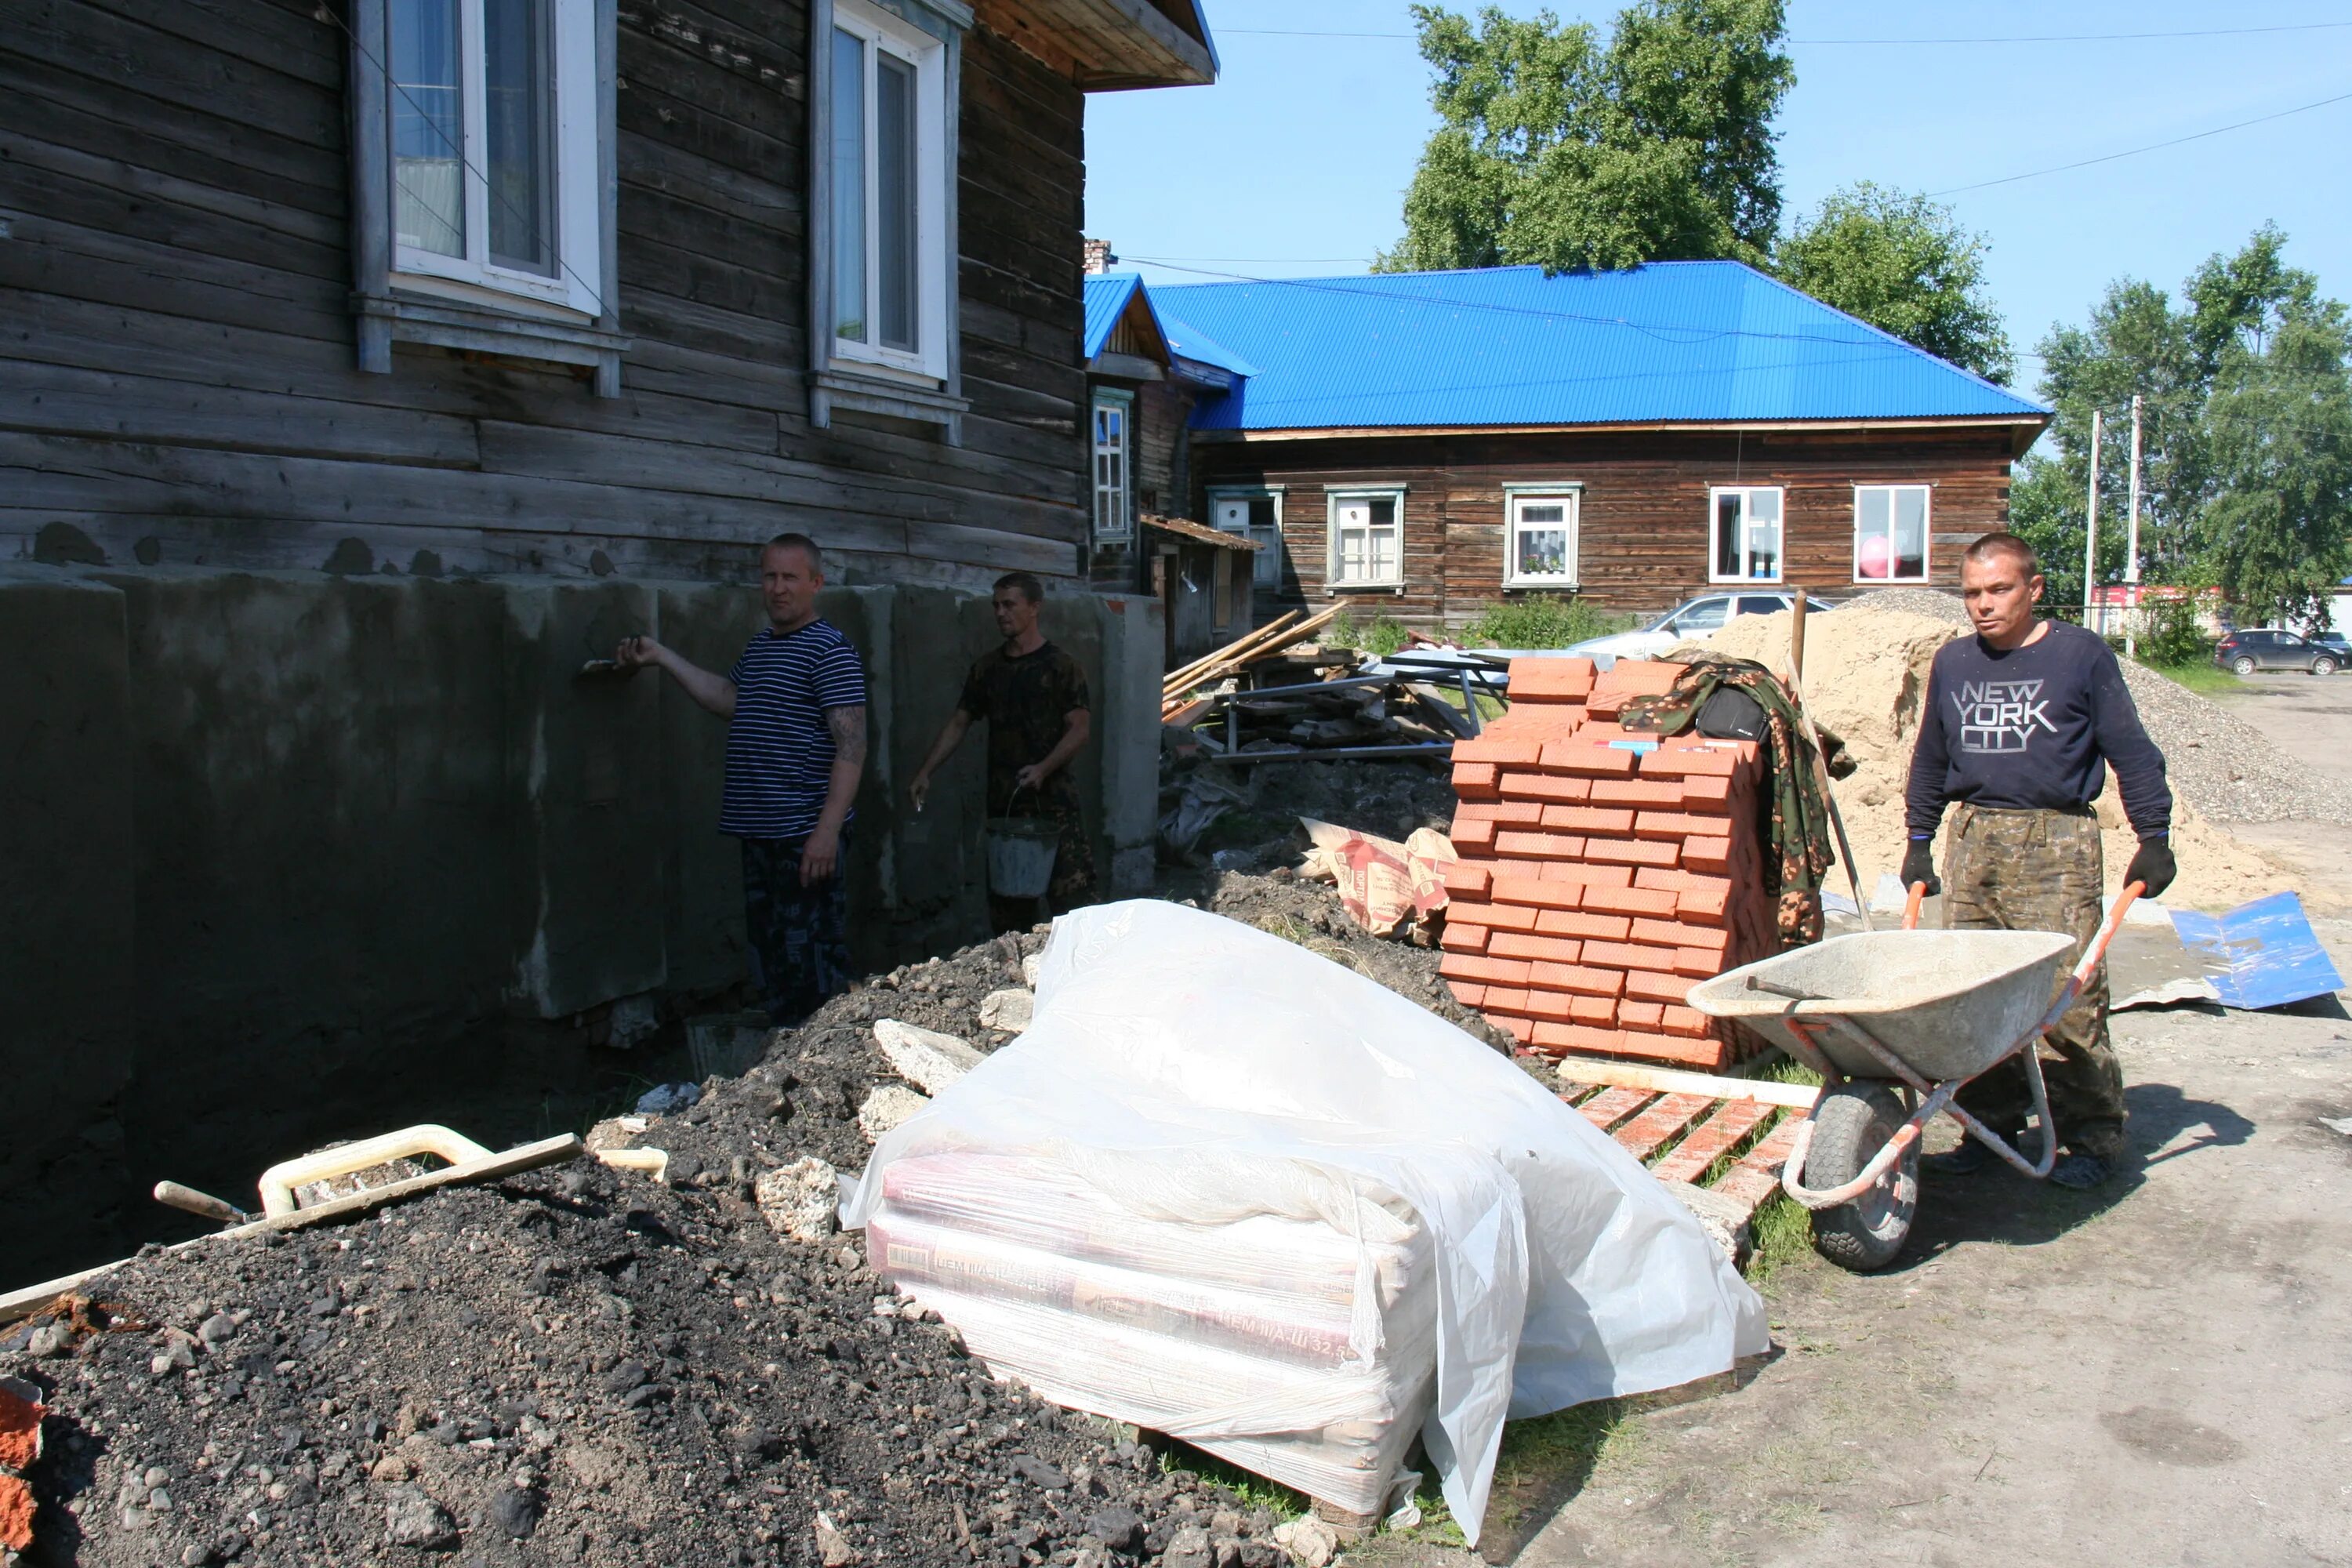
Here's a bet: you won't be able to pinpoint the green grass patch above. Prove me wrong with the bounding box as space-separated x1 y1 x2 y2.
1462 597 1635 650
1327 608 1414 658
1160 1446 1311 1520
1741 1058 1824 1283
2139 658 2244 697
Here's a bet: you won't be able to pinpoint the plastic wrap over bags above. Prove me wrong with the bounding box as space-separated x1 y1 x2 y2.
842 901 1768 1541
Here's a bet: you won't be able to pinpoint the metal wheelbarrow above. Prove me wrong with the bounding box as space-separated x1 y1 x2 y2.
1686 881 2145 1270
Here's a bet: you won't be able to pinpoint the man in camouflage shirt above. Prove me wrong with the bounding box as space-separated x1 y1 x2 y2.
910 572 1095 931
1904 533 2176 1189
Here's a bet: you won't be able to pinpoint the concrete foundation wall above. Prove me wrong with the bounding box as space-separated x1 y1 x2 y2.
0 565 1160 1280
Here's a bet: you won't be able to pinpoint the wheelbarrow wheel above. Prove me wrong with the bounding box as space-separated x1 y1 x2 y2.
1804 1083 1918 1272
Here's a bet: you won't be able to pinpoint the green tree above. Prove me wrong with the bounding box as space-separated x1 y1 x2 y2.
1376 0 1794 274
1770 182 2013 383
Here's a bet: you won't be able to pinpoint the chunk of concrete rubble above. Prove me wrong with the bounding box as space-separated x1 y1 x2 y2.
814 1508 855 1566
872 1019 985 1095
1667 1181 1752 1264
978 988 1033 1033
1022 951 1043 988
857 1085 930 1144
1272 1514 1339 1568
755 1158 840 1246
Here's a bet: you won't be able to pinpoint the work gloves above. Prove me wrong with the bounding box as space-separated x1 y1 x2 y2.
1900 838 1940 897
2124 835 2176 899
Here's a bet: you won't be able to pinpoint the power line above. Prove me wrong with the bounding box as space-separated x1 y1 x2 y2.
1929 86 2352 195
1214 20 2352 44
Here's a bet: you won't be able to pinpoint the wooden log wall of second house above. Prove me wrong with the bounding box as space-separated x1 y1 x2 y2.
0 0 1092 589
1195 424 2024 628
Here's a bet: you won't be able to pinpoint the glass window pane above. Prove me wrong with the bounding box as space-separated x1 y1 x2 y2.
484 0 554 274
1517 527 1568 577
390 0 465 258
1738 596 1787 617
1894 488 1928 578
874 50 918 351
1748 515 1779 579
1679 598 1727 632
1247 496 1276 530
1714 493 1743 577
829 28 866 342
1748 488 1780 524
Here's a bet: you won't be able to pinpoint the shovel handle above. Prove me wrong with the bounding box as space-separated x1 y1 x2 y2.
154 1181 252 1227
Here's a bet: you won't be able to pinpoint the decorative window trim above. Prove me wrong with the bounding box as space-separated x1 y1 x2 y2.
347 0 626 395
808 0 968 441
1852 481 1933 584
1091 389 1133 543
1708 485 1785 584
1324 485 1407 592
1207 485 1286 589
1501 483 1582 589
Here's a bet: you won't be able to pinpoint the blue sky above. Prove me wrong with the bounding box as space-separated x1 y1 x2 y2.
1083 1 2352 394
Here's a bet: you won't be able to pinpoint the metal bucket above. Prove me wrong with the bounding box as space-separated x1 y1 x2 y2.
984 816 1061 898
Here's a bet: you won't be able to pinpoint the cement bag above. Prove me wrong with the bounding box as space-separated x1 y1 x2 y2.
842 901 1767 1542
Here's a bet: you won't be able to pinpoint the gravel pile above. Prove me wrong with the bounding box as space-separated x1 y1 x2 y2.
1839 587 2352 826
0 923 1356 1568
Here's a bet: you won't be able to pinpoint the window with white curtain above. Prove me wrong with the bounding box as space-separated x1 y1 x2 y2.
824 0 948 379
1853 485 1931 582
1710 486 1784 583
1327 489 1405 587
1505 491 1579 586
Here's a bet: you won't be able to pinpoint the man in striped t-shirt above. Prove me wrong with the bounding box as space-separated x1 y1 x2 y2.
617 533 868 1025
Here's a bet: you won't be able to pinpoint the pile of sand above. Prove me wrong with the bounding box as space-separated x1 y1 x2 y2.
1687 608 2295 913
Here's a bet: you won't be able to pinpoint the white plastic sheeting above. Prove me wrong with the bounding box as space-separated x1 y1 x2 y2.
842 901 1767 1541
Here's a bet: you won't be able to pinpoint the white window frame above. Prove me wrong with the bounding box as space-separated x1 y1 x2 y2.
1852 482 1933 584
1503 485 1581 589
347 0 624 393
1208 485 1286 590
1091 390 1132 543
1324 486 1407 591
1709 485 1785 584
822 0 949 380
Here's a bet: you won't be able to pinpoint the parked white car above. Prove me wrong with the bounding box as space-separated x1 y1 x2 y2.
1567 590 1835 670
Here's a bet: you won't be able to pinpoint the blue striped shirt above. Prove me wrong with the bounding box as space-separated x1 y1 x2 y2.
719 619 868 840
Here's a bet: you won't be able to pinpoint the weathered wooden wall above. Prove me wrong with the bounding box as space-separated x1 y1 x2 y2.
1 0 1092 588
1081 373 1192 593
1193 426 2021 627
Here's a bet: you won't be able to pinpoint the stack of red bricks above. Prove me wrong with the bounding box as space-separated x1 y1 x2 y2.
1438 656 1778 1071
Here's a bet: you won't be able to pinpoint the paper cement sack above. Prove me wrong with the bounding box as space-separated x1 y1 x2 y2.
841 901 1768 1541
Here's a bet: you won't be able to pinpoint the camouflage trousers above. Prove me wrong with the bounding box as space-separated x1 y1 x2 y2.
986 773 1094 935
740 833 853 1028
1943 804 2127 1160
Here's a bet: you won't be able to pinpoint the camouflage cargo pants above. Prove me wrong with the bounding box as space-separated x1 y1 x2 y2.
741 833 853 1028
1943 804 2127 1160
986 772 1094 935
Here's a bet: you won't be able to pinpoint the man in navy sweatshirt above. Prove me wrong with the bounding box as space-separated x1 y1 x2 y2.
1903 532 2176 1189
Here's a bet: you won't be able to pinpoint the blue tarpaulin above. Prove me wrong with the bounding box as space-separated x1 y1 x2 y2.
2169 892 2346 1011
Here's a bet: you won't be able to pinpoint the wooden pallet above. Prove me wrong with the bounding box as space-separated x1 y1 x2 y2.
1560 1077 1809 1242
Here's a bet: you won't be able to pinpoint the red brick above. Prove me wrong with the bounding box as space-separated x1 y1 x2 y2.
1527 964 1624 998
1671 947 1720 977
1532 1022 1629 1058
1440 861 1493 898
1533 908 1632 941
1550 862 1633 888
1634 810 1726 839
1608 1029 1733 1069
1634 747 1739 779
1581 836 1681 869
1538 740 1640 777
1658 1004 1713 1038
1493 932 1585 966
1439 952 1531 985
1451 818 1496 849
1519 989 1579 1022
1635 866 1730 893
1586 777 1687 808
1616 1000 1664 1031
1464 901 1541 933
1542 804 1637 835
1680 773 1733 808
1576 938 1653 971
1491 876 1583 910
1568 993 1618 1025
1580 884 1682 917
1499 772 1592 803
1593 659 1686 695
1453 762 1499 799
1622 967 1695 1003
1490 1014 1536 1045
1494 829 1586 859
1451 735 1544 767
1683 836 1731 873
1483 986 1531 1015
1632 918 1730 956
1439 922 1490 954
1678 884 1731 924
1508 656 1599 698
1446 979 1486 1009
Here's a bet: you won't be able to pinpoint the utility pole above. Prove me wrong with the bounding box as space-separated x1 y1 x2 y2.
2124 393 2143 661
2082 408 2102 631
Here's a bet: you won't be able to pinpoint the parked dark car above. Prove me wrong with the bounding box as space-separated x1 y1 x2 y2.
2312 631 2351 661
2215 627 2341 676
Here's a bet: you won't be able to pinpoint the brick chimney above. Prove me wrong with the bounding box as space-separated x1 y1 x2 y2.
1081 238 1117 275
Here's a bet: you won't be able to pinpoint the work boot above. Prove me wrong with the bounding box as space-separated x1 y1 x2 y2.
2049 1152 2112 1190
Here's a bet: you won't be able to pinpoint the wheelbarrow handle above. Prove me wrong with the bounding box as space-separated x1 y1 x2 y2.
2032 880 2146 1036
1903 881 1928 931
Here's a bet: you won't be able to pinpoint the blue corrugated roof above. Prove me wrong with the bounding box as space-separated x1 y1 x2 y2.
1083 272 1153 361
1152 262 2046 433
1157 309 1258 379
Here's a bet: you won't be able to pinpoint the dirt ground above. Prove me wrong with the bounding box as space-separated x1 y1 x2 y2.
2199 671 2352 909
1363 669 2352 1567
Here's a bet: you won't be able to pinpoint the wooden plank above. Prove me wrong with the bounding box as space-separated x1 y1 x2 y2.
1611 1093 1716 1163
1709 1113 1808 1215
1569 1086 1653 1133
1539 1056 1819 1111
0 1134 583 1324
1650 1098 1773 1185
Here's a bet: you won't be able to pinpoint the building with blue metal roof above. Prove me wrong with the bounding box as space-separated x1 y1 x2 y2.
1089 260 2053 629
